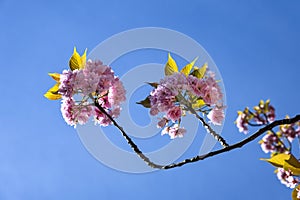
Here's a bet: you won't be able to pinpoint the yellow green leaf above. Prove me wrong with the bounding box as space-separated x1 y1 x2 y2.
197 63 208 79
237 111 243 115
292 185 300 200
48 73 60 82
283 154 300 175
69 47 86 71
165 53 178 76
81 48 87 67
190 63 207 79
260 153 290 168
261 153 300 175
180 57 198 76
192 99 205 109
44 83 62 100
44 92 62 100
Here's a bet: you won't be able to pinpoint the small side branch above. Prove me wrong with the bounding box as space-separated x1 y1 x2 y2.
186 105 229 148
94 100 164 169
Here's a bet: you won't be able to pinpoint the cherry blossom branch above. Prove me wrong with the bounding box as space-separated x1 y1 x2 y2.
162 114 300 169
95 97 300 169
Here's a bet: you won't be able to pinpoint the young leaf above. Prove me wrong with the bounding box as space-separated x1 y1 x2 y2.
180 57 198 76
260 153 290 168
136 96 151 108
44 83 62 100
164 53 178 76
283 154 300 175
261 153 300 175
192 99 206 109
190 63 207 79
81 48 87 68
69 47 86 71
146 82 159 88
48 73 61 82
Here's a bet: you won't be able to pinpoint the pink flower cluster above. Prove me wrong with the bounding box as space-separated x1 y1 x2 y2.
207 106 225 126
258 121 300 154
277 168 299 188
280 123 300 142
235 112 250 133
59 60 126 126
148 72 224 139
187 74 223 106
235 101 276 134
259 132 286 154
237 101 300 193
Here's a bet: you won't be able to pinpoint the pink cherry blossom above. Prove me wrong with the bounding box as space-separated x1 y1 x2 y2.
166 106 182 122
58 59 126 127
61 97 76 126
160 72 188 95
260 133 286 154
149 85 175 114
277 168 299 188
280 124 300 142
59 70 76 98
235 113 249 134
161 124 186 139
146 69 225 138
207 107 225 125
60 97 94 126
108 78 126 107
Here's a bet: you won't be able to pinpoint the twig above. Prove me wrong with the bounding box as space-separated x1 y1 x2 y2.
176 92 229 148
186 104 229 148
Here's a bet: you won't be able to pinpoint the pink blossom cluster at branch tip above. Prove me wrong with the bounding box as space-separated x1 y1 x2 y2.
260 132 286 154
58 59 126 127
277 168 299 188
235 101 276 134
148 71 224 139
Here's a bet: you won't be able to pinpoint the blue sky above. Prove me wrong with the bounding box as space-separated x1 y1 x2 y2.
0 0 300 199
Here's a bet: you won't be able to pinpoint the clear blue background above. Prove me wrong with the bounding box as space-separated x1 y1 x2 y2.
0 0 300 199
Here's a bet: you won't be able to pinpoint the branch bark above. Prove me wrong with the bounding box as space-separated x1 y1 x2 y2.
163 115 300 169
95 98 300 170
